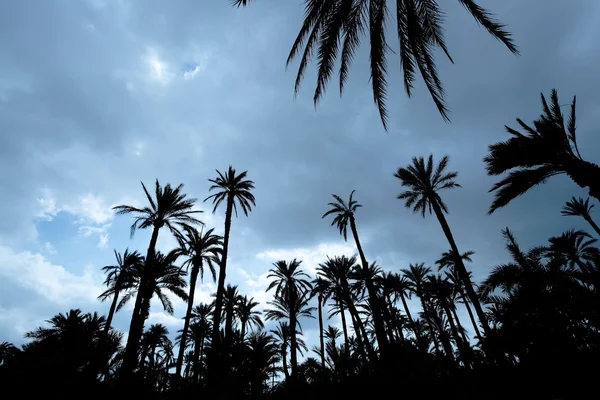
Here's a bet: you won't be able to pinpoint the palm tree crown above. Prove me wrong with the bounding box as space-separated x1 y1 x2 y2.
235 0 518 129
205 166 256 217
395 154 460 217
113 179 203 240
323 190 361 241
485 89 600 213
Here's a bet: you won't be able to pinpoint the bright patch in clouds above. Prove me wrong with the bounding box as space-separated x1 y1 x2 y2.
183 63 202 80
255 241 357 275
0 246 103 305
144 48 173 85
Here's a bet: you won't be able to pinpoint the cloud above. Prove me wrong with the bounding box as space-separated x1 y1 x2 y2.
256 242 357 276
0 246 103 305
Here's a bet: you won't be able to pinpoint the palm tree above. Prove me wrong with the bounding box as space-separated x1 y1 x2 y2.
236 295 264 341
141 324 171 375
546 230 599 279
234 0 517 129
0 342 19 366
113 179 202 373
271 322 291 382
323 190 388 354
141 250 189 318
436 249 483 341
266 259 313 382
562 197 600 237
223 284 242 344
311 277 328 370
175 227 222 377
395 155 492 341
98 249 143 337
189 303 213 381
485 90 600 213
204 166 255 352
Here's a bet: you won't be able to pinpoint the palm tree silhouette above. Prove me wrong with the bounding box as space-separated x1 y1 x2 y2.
546 230 599 279
562 197 600 237
266 259 313 383
113 179 201 374
323 190 388 354
175 227 222 377
234 0 517 129
485 89 600 213
310 277 328 371
204 166 255 353
236 295 264 342
98 249 143 338
222 284 242 345
395 155 492 342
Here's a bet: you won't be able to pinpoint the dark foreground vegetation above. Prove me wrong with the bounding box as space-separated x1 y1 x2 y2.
1 90 600 399
2 1 600 399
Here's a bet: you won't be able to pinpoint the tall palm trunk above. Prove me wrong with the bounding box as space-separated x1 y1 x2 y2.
442 301 469 367
281 344 290 382
349 216 388 354
458 289 482 341
419 296 442 356
212 196 234 347
345 296 376 361
192 335 201 381
122 224 161 375
225 302 235 344
176 264 200 377
289 296 299 383
400 292 427 350
241 320 247 342
339 300 350 356
104 285 120 337
318 294 325 371
431 201 491 337
450 305 469 344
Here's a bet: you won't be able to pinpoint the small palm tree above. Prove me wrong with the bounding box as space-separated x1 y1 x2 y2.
236 295 264 341
0 342 19 366
485 90 600 213
395 155 492 341
562 197 600 237
311 277 328 370
546 230 599 277
98 249 143 337
234 0 517 129
323 191 388 353
175 227 222 377
266 261 314 383
205 166 255 351
113 179 201 373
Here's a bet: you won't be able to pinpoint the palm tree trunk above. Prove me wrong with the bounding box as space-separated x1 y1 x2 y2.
339 300 350 356
281 345 290 382
443 303 468 367
212 196 234 347
241 321 246 342
345 297 376 361
450 305 469 345
192 335 201 382
104 287 120 336
400 293 426 351
318 294 325 371
290 295 299 383
420 298 442 356
349 216 389 354
122 225 160 375
459 290 482 341
431 201 492 338
176 266 200 377
584 215 600 237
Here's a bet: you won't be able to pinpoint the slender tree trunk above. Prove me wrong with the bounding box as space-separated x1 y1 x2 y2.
345 296 376 361
400 293 427 351
104 287 120 336
176 265 200 377
459 290 482 341
450 304 469 345
281 345 290 382
420 297 442 356
431 201 492 338
350 312 367 360
339 300 350 356
349 216 389 354
290 292 299 382
241 320 247 342
122 225 161 376
212 196 234 346
209 196 234 383
192 334 201 382
443 302 468 367
318 294 325 371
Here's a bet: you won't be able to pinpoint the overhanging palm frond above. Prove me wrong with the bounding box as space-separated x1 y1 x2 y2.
236 0 518 129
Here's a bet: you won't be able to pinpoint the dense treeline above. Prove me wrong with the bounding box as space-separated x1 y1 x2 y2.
1 91 599 399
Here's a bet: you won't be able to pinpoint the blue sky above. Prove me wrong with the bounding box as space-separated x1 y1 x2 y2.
1 0 600 354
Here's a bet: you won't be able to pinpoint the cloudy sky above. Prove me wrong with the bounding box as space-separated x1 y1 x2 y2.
1 0 599 352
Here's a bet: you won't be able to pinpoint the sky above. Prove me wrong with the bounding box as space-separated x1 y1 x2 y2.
1 0 600 355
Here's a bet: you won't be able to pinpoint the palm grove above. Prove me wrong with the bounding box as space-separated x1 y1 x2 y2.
2 1 600 399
